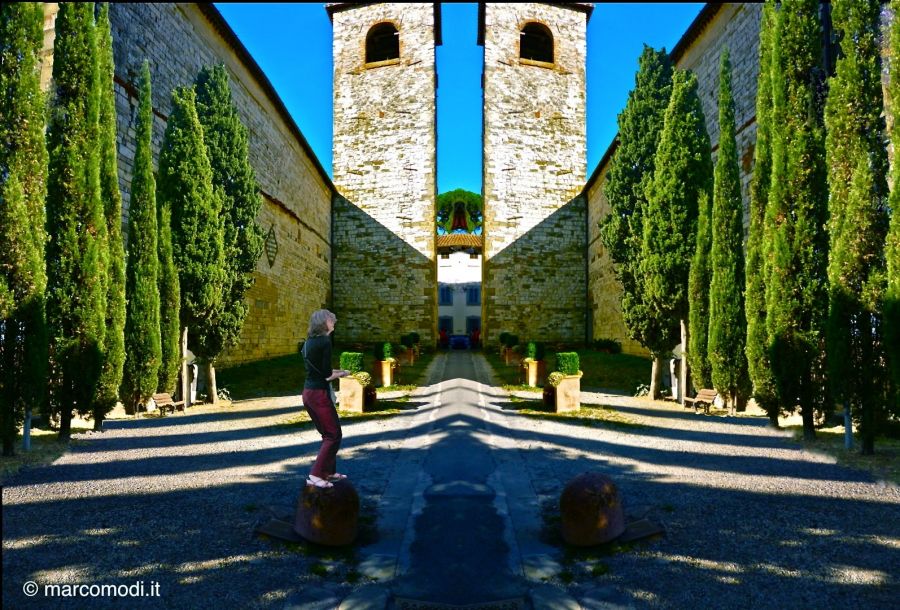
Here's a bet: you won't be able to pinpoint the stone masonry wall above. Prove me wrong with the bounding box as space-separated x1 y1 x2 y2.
330 3 438 344
41 3 333 366
481 3 589 345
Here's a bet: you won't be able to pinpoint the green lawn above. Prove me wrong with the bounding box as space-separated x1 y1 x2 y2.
217 345 437 401
785 425 900 485
483 347 652 395
0 427 88 483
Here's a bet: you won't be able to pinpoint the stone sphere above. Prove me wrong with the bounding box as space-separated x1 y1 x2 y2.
560 472 625 546
293 479 360 546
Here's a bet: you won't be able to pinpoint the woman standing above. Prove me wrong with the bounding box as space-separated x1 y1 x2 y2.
301 309 349 488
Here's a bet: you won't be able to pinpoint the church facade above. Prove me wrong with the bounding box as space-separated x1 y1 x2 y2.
39 2 765 362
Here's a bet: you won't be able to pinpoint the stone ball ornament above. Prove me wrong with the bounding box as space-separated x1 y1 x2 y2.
560 471 625 546
293 479 360 546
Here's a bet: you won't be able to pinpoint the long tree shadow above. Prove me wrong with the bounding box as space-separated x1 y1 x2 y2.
3 408 898 609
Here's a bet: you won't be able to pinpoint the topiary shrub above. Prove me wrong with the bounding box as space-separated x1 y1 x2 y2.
503 334 519 349
408 332 420 345
499 331 511 347
547 372 565 387
593 338 622 354
555 352 580 375
525 341 546 360
373 342 394 361
400 334 415 349
340 352 363 374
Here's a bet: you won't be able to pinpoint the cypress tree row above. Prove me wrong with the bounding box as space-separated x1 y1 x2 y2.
94 3 125 429
599 45 673 389
745 2 780 427
0 2 48 455
159 85 225 388
765 0 830 441
824 0 890 455
707 48 751 410
641 69 713 399
45 2 107 441
194 64 264 401
687 190 712 391
157 183 181 395
122 61 161 412
886 0 900 415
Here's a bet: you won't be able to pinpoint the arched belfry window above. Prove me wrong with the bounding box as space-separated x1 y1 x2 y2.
520 22 553 64
366 22 399 63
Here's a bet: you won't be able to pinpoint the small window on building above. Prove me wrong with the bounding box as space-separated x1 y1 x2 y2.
466 316 481 334
366 22 399 64
439 285 453 306
466 286 481 306
441 253 450 260
520 22 553 64
439 316 453 333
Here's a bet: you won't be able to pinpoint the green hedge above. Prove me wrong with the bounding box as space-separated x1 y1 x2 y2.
502 334 519 348
555 352 580 375
400 333 415 348
340 352 363 374
593 338 622 354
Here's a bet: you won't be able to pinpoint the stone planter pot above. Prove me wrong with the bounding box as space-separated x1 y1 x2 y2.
338 377 365 413
403 347 416 366
524 359 539 387
376 360 395 387
555 373 582 413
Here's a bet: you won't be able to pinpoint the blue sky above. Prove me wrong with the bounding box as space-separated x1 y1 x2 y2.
215 3 704 194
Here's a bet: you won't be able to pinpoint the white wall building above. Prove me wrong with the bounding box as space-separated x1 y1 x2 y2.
437 249 482 336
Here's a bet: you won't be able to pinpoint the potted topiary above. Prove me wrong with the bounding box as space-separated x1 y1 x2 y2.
373 342 397 387
338 352 366 412
499 332 511 361
409 332 421 357
502 333 519 365
521 341 546 387
552 352 582 413
400 333 416 365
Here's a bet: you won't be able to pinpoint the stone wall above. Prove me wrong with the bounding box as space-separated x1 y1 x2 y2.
481 3 589 345
41 3 333 366
330 3 439 344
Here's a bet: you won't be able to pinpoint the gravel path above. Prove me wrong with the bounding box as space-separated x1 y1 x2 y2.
3 352 899 609
489 364 900 608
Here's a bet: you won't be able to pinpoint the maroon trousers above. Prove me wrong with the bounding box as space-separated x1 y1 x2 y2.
301 388 342 478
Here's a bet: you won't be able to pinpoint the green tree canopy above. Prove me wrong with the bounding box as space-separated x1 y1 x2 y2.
600 46 673 358
437 189 482 234
687 190 712 391
885 0 900 417
0 2 48 455
707 47 751 408
745 1 780 426
159 86 225 358
122 61 161 411
765 0 830 441
640 68 712 398
45 2 107 440
95 2 126 429
825 0 891 454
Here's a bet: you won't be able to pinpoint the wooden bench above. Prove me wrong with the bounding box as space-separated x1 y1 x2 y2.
684 388 717 414
152 392 184 416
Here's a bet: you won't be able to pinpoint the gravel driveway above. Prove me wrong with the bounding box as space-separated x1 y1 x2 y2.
3 353 899 609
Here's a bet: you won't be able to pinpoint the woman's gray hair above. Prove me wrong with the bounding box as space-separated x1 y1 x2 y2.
307 309 336 338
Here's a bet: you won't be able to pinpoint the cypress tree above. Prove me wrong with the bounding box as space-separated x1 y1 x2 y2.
157 185 180 395
885 0 900 417
745 1 780 427
0 1 49 455
45 3 107 441
94 3 125 429
765 0 829 441
600 45 673 389
688 190 712 391
122 61 161 412
825 0 890 455
708 48 751 410
159 85 225 393
194 64 264 401
641 69 713 398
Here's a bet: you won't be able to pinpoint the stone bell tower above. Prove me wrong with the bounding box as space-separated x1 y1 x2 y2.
480 2 591 344
328 3 441 344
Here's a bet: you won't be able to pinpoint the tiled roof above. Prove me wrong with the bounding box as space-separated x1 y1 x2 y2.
436 234 483 250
